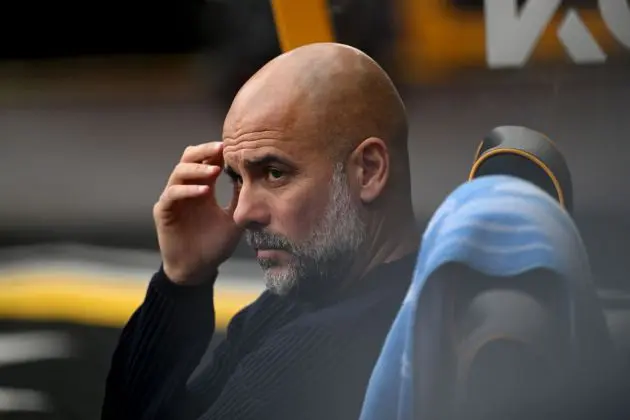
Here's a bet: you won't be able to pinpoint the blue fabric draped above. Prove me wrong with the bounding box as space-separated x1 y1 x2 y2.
359 175 602 420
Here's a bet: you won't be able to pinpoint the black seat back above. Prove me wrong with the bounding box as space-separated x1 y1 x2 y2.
413 263 614 420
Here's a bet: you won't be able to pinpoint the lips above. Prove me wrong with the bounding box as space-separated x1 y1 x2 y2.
256 249 288 259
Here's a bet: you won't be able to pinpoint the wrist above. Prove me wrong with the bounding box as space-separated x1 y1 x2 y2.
162 264 219 286
151 266 216 310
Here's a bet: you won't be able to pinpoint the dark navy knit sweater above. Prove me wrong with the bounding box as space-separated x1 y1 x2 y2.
101 254 415 420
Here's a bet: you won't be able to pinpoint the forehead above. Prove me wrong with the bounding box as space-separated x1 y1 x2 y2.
222 103 324 165
223 131 294 167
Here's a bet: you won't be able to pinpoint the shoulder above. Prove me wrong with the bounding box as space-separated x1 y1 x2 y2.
225 290 281 330
289 282 408 346
223 290 300 348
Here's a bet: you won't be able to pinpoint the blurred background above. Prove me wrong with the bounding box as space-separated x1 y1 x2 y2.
0 0 629 418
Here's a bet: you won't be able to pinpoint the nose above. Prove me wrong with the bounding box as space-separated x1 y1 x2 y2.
232 185 271 229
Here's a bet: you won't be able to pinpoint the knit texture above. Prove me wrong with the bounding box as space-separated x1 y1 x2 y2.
102 254 416 420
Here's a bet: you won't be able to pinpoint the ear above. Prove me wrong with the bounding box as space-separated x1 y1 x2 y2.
348 137 390 204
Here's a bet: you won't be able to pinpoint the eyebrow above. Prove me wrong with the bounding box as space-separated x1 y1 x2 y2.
223 165 240 181
224 154 294 180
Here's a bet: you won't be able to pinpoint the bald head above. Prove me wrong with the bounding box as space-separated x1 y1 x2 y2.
222 43 416 295
225 43 409 165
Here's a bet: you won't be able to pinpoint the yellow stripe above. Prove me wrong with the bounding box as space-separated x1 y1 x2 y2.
0 272 259 329
270 0 335 52
467 147 565 209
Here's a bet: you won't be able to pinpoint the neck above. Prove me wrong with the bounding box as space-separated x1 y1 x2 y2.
348 213 420 286
293 214 419 303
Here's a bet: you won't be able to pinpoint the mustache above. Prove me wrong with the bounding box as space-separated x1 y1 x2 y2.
245 230 293 252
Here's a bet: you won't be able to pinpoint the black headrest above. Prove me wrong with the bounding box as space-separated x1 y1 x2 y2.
469 126 574 214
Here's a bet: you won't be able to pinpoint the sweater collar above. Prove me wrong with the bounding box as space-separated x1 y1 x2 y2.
287 252 417 305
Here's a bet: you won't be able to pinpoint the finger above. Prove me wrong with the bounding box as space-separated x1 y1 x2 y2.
168 163 221 187
180 142 224 164
159 184 210 206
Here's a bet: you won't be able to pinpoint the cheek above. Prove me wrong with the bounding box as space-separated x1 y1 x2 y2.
271 186 328 241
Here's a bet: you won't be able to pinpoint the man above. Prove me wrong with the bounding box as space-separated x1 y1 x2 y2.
102 42 420 420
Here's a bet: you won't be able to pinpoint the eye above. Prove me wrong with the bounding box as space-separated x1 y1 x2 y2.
267 167 285 180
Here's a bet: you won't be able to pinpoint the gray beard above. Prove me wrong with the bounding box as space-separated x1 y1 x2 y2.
245 163 367 295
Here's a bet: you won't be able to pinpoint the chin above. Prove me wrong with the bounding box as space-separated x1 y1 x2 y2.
263 265 287 276
263 267 297 296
